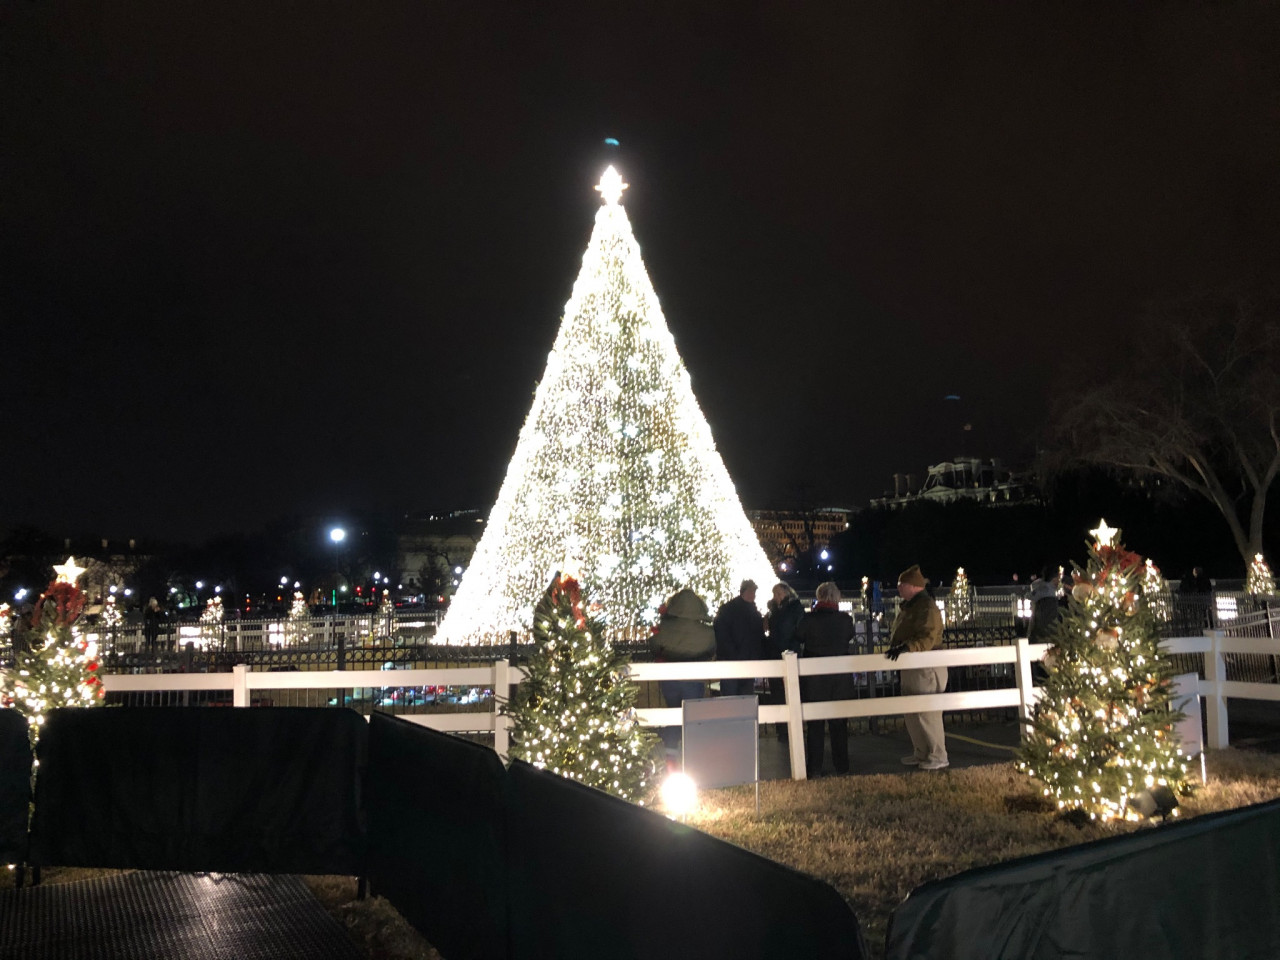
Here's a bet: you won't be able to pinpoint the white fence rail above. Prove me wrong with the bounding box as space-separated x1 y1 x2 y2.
100 630 1278 781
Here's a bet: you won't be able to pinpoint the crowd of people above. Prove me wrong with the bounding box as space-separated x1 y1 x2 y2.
648 564 950 777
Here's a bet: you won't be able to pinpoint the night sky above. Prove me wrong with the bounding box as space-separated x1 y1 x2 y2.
5 2 1278 542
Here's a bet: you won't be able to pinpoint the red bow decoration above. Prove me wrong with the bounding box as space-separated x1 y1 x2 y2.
34 581 85 629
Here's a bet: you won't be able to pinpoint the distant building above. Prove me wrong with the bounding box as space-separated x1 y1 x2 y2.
748 508 852 570
870 458 1038 510
396 510 486 596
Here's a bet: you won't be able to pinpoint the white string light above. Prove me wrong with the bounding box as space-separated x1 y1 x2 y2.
439 169 773 645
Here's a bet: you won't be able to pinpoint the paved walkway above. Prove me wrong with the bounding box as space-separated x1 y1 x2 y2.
765 717 1023 779
0 871 361 960
663 716 1024 781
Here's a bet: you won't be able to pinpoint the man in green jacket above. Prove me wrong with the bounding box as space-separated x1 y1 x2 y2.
886 564 949 770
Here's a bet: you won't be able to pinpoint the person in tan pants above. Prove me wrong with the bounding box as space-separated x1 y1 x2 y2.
886 564 949 770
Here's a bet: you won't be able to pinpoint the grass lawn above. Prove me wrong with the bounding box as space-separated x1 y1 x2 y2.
684 747 1280 958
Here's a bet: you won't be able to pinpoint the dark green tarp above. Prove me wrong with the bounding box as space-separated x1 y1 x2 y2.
886 797 1280 960
366 712 510 960
0 710 31 863
506 759 866 960
29 707 367 874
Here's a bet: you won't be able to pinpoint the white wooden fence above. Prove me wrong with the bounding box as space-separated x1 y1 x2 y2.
99 630 1276 781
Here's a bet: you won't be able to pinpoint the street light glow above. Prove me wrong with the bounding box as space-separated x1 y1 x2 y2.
330 527 346 543
660 772 698 818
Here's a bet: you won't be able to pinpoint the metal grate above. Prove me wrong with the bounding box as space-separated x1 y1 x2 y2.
0 871 363 960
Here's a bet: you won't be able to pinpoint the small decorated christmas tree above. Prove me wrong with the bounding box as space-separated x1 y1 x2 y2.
374 589 394 642
505 571 659 802
1 557 103 744
100 594 123 630
1142 558 1171 622
946 566 974 624
1019 521 1189 822
199 595 224 647
281 590 309 646
1247 553 1275 596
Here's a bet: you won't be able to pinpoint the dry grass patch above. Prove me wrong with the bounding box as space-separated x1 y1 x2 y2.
303 876 442 960
685 749 1280 957
0 865 130 890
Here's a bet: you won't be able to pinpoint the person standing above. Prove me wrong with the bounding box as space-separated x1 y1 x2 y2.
794 581 855 776
1178 566 1216 631
886 564 948 770
763 582 804 741
649 588 716 751
143 596 164 652
713 579 765 697
1028 566 1062 644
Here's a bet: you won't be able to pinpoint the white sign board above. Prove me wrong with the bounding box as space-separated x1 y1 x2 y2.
682 695 758 790
1172 672 1204 758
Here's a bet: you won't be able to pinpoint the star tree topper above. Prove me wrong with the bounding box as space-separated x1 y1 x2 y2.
53 556 87 584
1090 518 1119 548
595 165 628 205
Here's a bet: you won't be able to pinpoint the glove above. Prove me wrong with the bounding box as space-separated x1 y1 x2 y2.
885 643 907 661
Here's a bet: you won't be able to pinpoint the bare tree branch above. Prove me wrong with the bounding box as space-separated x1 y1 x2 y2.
1049 292 1280 569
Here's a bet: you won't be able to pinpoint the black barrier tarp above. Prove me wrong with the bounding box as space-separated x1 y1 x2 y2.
0 710 31 863
366 713 509 960
506 760 866 960
30 707 367 874
885 797 1280 960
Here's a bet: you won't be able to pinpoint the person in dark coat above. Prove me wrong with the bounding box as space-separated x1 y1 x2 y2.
713 579 765 697
650 589 716 706
794 581 855 776
143 596 164 651
650 588 717 754
1178 566 1216 631
763 582 804 741
1028 566 1062 644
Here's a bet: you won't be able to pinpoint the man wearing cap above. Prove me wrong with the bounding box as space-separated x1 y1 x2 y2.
886 564 948 770
713 579 765 697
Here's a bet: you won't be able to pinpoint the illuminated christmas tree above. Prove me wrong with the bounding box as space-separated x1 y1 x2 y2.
505 572 659 802
946 566 974 624
1142 558 1170 622
282 590 309 646
1019 521 1190 822
376 589 394 638
1247 553 1275 596
1 557 103 744
438 167 773 645
199 595 224 647
100 594 123 630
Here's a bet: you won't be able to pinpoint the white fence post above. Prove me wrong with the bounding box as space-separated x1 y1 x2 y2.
232 663 250 708
493 659 511 759
781 651 807 780
1204 629 1229 749
1014 637 1034 738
